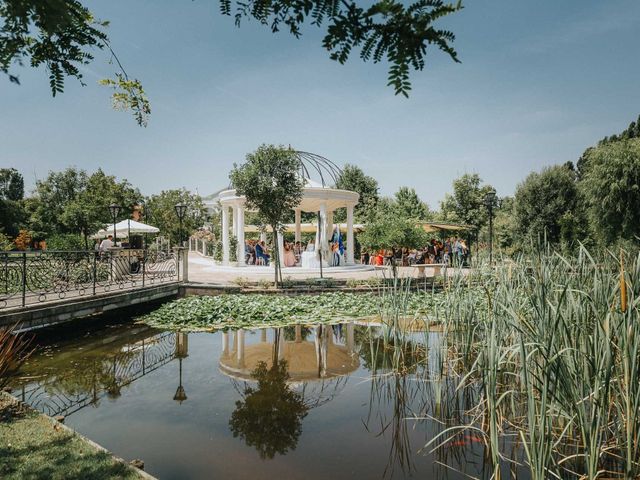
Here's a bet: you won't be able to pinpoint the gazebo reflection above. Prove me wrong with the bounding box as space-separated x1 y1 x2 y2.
219 323 358 382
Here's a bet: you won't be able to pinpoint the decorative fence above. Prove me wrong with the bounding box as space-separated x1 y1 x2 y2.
0 249 183 311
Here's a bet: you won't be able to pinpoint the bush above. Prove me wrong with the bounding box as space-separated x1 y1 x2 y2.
47 234 85 251
0 232 13 251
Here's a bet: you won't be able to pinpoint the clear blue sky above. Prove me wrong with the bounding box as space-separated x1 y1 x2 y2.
1 0 639 208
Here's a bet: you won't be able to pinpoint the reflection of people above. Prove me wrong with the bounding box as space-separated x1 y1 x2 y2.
229 360 308 459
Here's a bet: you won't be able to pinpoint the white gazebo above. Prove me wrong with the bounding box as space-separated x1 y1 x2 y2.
217 153 361 268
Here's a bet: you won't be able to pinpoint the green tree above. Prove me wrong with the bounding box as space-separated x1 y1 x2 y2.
229 359 309 460
334 164 379 222
0 168 26 237
145 189 206 247
359 208 428 275
230 144 305 287
513 164 586 246
579 139 640 244
393 186 430 220
440 173 494 230
3 0 462 124
28 167 142 247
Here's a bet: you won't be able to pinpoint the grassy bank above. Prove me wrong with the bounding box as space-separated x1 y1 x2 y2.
0 392 146 480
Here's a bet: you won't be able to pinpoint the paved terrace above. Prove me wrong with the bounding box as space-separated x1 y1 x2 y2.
187 252 451 285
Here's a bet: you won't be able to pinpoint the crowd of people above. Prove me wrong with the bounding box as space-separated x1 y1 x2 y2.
244 235 346 267
360 237 470 267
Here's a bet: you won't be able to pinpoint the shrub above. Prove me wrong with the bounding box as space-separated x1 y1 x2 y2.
0 232 13 251
46 233 85 251
13 230 31 250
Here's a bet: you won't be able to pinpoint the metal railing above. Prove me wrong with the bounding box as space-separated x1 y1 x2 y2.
0 249 183 311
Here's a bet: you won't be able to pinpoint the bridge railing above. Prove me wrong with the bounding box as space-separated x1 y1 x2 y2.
0 249 184 311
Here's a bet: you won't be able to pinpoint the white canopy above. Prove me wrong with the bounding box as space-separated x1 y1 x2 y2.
92 219 159 239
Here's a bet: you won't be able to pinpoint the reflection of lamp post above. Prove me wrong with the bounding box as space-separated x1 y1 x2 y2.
484 190 497 265
109 203 121 244
173 332 189 403
175 203 187 248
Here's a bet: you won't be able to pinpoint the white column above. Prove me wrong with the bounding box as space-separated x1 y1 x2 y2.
277 231 285 268
346 204 355 264
236 206 245 266
260 231 267 242
294 209 302 243
232 205 238 239
222 206 230 265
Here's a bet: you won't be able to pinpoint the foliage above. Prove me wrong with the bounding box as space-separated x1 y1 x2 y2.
393 186 430 220
0 0 149 126
137 291 458 331
439 173 495 230
0 232 13 251
222 0 462 97
13 229 30 250
229 360 308 459
230 144 305 286
598 113 640 145
0 168 26 238
0 326 32 389
359 210 428 254
99 74 150 127
28 167 142 246
513 164 586 246
145 188 206 247
579 139 640 244
46 233 85 251
334 164 379 222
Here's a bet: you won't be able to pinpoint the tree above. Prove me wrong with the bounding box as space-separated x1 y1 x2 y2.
28 167 142 246
334 164 379 222
513 164 586 246
3 0 462 125
145 189 206 247
393 186 430 220
579 139 640 244
0 168 26 237
230 144 305 287
359 208 428 276
440 173 495 230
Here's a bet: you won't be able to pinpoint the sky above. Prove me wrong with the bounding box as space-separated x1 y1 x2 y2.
2 0 639 208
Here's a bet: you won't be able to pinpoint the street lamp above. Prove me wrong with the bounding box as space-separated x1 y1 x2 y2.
174 203 188 248
173 332 188 403
484 190 497 265
109 203 121 245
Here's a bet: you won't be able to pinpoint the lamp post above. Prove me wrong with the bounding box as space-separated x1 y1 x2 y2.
174 203 188 248
483 190 497 265
109 203 121 245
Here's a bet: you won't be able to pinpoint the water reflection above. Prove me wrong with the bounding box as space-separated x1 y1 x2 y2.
7 321 504 479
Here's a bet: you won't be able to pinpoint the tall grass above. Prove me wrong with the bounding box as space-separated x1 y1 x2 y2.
424 245 640 479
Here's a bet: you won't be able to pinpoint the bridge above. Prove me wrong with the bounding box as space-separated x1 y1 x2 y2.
0 249 188 330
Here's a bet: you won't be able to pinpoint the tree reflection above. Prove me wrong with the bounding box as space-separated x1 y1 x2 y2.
229 359 309 459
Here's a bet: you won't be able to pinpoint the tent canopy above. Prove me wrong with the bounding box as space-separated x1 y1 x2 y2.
419 222 473 233
93 219 159 239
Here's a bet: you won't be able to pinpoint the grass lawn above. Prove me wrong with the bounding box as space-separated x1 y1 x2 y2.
0 393 145 480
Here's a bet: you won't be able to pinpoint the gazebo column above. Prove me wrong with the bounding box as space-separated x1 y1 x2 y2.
236 206 245 266
294 209 301 243
222 331 229 356
277 231 285 268
221 205 230 265
326 210 334 243
232 205 238 241
346 322 354 354
346 204 355 264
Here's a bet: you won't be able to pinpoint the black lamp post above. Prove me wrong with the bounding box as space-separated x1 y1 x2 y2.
174 203 187 248
484 190 497 265
109 203 121 245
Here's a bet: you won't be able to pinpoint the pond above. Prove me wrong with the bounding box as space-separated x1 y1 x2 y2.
9 316 512 480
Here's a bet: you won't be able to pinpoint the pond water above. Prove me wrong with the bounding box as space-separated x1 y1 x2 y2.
9 317 509 480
